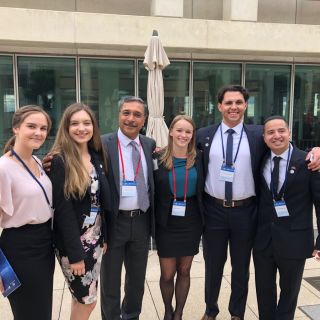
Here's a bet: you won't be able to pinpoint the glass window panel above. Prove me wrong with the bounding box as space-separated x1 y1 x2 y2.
139 61 190 128
293 65 320 150
80 59 135 134
193 62 242 128
17 56 76 154
0 56 15 151
245 64 291 125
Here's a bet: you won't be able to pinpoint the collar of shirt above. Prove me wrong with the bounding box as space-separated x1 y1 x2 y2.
221 121 243 136
117 128 140 148
270 144 291 161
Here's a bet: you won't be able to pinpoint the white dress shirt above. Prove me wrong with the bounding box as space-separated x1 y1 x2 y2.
263 145 292 194
205 121 256 200
117 129 148 210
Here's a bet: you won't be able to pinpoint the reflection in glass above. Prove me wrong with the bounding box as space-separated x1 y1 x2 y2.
245 64 291 124
193 62 241 128
80 59 135 134
18 56 76 154
293 65 320 149
139 61 190 128
0 56 15 150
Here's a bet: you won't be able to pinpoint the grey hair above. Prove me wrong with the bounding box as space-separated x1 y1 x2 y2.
118 96 148 116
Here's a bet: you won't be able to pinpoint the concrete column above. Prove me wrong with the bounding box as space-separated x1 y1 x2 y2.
151 0 183 17
223 0 258 21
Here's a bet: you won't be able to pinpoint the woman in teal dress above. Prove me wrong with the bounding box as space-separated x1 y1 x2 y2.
154 115 204 320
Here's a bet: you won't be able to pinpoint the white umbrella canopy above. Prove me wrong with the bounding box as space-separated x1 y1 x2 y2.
143 30 170 148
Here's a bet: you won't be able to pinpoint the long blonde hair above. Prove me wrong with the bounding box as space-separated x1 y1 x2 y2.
50 103 107 199
160 115 197 170
3 105 52 153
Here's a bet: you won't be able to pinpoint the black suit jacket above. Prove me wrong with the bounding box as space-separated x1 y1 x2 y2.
196 123 267 195
101 132 156 243
254 146 320 259
153 151 205 227
50 150 112 264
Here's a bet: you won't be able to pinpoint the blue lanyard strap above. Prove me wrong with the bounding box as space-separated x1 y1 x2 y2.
220 124 244 165
269 144 291 201
11 149 52 207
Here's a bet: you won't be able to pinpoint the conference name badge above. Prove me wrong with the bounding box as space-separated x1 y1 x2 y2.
83 207 99 228
172 201 186 217
219 165 235 182
274 200 289 217
121 180 137 197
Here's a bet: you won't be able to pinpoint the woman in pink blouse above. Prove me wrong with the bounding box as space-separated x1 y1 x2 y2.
0 105 55 320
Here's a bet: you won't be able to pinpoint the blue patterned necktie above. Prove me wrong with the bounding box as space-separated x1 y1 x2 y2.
225 129 235 202
131 141 149 212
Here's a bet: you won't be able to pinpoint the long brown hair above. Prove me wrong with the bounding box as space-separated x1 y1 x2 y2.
160 115 197 169
50 103 107 199
3 105 52 153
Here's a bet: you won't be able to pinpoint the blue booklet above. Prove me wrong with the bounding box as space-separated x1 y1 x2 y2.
0 249 21 297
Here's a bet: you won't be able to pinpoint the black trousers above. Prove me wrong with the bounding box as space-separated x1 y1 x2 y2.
0 221 55 320
253 246 305 320
203 195 257 319
100 212 150 320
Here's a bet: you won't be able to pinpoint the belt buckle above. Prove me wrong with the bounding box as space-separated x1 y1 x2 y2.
223 200 234 208
130 209 140 217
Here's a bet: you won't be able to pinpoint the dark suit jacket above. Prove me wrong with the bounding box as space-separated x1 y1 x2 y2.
101 132 156 243
153 151 205 227
50 149 112 264
196 123 267 195
254 146 320 259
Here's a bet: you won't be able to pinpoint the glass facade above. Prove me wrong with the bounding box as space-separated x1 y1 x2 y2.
0 55 319 154
293 65 320 149
80 59 135 134
139 61 190 128
0 56 14 150
193 62 242 128
245 64 291 125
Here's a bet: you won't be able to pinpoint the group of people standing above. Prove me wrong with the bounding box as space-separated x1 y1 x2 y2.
0 85 320 320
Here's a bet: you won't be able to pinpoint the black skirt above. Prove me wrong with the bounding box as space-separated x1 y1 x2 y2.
155 197 203 258
0 221 55 320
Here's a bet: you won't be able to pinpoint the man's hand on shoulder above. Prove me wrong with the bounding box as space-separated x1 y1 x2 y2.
42 153 54 172
307 147 320 171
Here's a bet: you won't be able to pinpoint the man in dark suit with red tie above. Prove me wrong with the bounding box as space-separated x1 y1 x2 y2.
253 115 320 320
196 85 320 320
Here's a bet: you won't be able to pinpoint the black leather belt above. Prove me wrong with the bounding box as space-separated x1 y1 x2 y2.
212 197 255 208
119 209 145 217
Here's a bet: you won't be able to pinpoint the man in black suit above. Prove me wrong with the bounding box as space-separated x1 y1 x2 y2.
196 85 320 320
253 115 320 320
100 96 155 320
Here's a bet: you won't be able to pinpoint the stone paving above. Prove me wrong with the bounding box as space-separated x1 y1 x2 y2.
1 248 320 319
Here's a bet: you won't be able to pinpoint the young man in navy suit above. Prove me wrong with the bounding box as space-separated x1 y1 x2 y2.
196 85 320 320
253 116 320 320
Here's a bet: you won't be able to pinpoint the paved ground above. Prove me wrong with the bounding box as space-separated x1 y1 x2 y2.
2 248 320 319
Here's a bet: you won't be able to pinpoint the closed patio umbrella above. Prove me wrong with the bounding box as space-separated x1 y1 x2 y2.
143 30 170 148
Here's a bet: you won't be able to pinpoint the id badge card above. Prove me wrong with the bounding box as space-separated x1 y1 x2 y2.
172 201 186 217
121 180 137 197
274 200 289 217
83 207 98 228
219 165 235 182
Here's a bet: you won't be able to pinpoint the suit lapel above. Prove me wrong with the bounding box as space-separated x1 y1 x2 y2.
285 146 304 191
202 124 219 175
109 133 120 196
140 135 153 187
244 124 257 176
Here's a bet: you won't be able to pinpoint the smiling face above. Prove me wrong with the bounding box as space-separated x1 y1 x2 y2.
13 112 49 151
218 91 248 128
170 119 194 151
68 110 93 146
263 118 291 155
119 101 145 139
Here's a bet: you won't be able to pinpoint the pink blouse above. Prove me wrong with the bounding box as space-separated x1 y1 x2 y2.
0 155 53 228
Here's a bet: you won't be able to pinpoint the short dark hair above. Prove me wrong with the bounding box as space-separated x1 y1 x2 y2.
263 115 288 127
118 96 148 116
217 85 250 103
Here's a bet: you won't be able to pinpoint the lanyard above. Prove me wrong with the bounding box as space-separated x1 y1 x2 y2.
220 124 244 165
118 138 141 181
172 162 189 202
11 149 52 208
269 144 291 201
